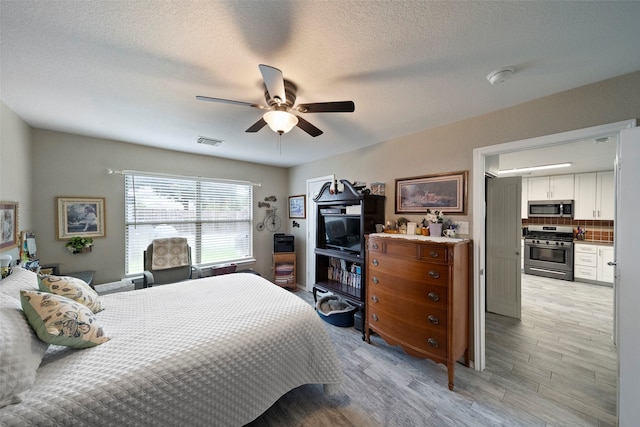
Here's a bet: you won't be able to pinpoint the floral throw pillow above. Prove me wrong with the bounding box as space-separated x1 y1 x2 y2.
20 291 110 349
38 274 102 313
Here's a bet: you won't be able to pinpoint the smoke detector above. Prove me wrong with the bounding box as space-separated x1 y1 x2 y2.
487 67 514 85
196 136 224 146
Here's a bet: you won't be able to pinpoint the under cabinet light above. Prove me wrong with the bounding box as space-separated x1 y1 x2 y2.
497 162 572 175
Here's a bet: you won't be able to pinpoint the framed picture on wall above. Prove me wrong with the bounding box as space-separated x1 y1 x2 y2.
288 195 306 219
395 171 467 214
1 202 19 251
57 197 106 239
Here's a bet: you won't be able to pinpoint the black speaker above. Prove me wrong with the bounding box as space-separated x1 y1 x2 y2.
274 233 295 253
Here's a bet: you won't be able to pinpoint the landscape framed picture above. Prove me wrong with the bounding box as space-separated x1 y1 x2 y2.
57 197 106 239
395 171 467 214
1 202 19 251
288 195 306 219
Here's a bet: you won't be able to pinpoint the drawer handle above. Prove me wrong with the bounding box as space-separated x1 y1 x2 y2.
371 313 378 322
428 271 440 279
372 276 379 284
372 259 379 266
427 292 440 302
428 338 439 347
372 243 379 249
371 295 378 303
428 315 439 325
429 250 439 258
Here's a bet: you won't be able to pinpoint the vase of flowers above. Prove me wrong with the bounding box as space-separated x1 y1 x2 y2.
421 209 444 237
66 237 93 254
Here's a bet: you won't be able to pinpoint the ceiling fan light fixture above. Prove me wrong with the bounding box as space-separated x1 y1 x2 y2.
263 110 298 134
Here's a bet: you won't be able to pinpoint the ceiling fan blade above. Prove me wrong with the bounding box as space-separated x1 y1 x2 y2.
295 116 323 137
295 101 355 113
245 118 267 133
196 95 265 109
258 64 287 105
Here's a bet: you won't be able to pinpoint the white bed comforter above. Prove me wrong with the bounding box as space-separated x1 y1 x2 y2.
0 273 343 426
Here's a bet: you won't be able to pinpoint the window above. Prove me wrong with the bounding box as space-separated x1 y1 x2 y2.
125 172 253 275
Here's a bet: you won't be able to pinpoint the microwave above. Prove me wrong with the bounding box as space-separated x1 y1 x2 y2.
528 200 574 218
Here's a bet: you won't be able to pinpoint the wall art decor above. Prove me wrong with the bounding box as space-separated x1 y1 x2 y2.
57 197 106 239
288 195 306 219
1 202 19 251
395 171 467 214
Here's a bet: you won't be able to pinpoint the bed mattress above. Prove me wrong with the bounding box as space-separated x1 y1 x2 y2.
0 273 343 426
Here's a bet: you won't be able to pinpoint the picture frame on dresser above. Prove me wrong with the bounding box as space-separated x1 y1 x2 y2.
288 195 306 219
0 201 19 251
56 197 106 239
395 171 467 214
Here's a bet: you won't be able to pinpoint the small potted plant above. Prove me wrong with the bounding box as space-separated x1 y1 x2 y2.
66 236 93 254
422 209 444 236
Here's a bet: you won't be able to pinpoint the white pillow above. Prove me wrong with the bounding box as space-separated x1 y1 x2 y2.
0 267 49 408
38 274 103 313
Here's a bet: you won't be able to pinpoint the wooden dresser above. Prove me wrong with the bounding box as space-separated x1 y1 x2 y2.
365 234 471 390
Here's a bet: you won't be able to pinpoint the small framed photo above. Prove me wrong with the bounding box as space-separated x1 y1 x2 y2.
395 171 467 214
1 202 19 251
57 197 106 239
288 195 306 219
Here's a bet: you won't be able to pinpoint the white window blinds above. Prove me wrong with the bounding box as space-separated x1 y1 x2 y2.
124 172 253 275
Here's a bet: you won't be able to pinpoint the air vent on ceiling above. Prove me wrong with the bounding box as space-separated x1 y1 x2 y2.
196 136 224 146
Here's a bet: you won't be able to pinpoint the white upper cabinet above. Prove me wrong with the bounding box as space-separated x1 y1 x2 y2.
528 174 574 200
574 171 614 220
597 171 614 220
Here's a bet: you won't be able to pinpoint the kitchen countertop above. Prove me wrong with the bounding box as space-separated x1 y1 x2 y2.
573 240 614 246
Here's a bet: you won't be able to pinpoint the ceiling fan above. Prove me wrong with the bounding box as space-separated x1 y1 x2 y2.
196 64 355 137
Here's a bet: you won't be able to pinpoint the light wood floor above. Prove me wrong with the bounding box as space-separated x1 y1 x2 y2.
247 275 616 426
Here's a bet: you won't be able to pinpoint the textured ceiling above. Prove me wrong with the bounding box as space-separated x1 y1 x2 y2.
1 1 639 167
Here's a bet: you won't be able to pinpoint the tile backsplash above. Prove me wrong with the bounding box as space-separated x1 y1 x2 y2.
523 217 614 243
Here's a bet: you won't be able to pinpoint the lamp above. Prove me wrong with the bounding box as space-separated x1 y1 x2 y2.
263 110 298 135
0 254 12 279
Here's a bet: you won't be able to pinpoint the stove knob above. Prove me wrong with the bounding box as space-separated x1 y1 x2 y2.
555 242 560 246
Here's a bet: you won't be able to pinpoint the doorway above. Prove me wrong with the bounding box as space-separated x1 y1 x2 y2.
472 119 634 371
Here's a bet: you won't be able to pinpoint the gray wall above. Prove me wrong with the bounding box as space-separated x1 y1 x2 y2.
0 102 33 262
30 129 288 284
289 71 640 288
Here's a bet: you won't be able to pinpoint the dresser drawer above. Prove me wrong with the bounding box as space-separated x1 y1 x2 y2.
369 256 450 286
367 238 449 264
368 273 448 308
367 293 449 331
368 310 448 357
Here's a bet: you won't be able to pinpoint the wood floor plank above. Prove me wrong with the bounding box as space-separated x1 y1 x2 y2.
248 275 616 426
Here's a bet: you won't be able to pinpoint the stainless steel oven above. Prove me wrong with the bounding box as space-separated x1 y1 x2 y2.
524 225 574 281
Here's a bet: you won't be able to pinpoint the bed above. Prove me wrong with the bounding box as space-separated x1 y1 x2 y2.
0 267 343 426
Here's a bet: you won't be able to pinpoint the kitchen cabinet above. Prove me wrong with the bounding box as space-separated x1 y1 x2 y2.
597 246 614 283
574 243 613 285
521 177 528 219
574 171 614 220
528 174 574 200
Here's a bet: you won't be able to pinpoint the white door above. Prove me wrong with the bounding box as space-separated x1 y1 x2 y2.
305 175 334 292
486 176 522 318
616 126 640 426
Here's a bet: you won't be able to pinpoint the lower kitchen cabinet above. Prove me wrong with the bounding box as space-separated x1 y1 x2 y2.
574 243 613 285
365 234 471 390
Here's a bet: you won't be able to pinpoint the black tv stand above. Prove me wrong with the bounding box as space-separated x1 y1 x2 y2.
313 179 385 339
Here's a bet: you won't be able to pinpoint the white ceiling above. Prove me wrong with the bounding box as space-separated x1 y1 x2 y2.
1 1 639 168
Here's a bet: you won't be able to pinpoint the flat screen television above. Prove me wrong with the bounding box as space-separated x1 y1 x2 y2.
321 215 361 254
